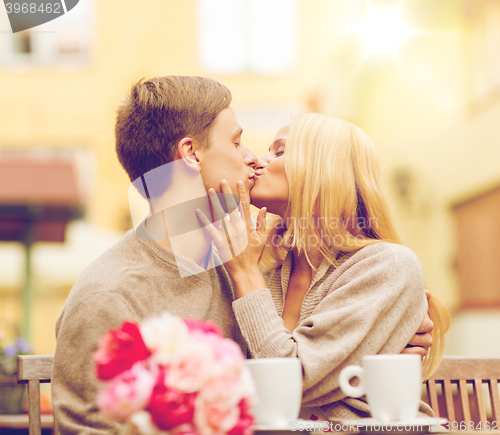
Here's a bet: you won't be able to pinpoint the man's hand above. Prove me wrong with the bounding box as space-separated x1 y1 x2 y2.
401 289 434 358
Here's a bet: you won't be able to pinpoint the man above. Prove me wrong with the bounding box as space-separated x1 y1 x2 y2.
52 76 259 434
52 76 432 434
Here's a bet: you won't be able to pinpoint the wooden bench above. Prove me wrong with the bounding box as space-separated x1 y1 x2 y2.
424 356 500 427
16 355 54 435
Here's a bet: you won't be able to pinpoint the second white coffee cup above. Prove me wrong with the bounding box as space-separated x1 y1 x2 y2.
246 357 302 426
338 354 421 421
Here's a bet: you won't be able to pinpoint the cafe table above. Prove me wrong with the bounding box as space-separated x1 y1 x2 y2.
1 415 495 435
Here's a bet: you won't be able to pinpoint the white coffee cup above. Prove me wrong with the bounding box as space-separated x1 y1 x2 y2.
338 354 421 421
246 358 302 426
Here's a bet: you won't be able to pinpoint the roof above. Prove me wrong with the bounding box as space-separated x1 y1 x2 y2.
0 157 83 243
0 158 81 205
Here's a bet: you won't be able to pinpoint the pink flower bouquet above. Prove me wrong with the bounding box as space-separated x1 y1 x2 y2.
93 313 256 435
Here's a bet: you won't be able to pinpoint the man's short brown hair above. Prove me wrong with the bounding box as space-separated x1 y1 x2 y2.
115 76 232 183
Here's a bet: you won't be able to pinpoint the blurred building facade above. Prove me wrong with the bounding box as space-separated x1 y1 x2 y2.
0 0 500 356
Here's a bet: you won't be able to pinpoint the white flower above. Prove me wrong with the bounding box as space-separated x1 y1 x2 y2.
139 312 189 364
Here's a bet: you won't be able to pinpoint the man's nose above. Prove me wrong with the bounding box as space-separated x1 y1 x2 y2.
240 145 258 169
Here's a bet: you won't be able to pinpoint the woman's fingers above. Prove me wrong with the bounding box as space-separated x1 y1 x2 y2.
236 181 253 231
208 188 227 225
407 331 433 349
416 313 434 334
196 203 235 262
221 179 239 218
196 182 265 267
196 208 215 233
425 288 431 302
401 345 428 359
256 207 267 236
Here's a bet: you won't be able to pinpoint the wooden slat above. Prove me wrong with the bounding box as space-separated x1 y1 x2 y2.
28 379 41 435
17 355 53 382
473 379 487 426
458 379 472 423
0 415 54 429
426 379 440 417
427 357 500 381
443 379 456 422
488 379 500 422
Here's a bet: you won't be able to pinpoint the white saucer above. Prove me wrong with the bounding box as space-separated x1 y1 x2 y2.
355 417 448 433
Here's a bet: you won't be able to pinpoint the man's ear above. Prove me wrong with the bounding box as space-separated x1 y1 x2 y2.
176 137 200 171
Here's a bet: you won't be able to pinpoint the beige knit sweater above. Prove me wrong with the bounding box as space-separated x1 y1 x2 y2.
52 228 244 434
233 242 433 419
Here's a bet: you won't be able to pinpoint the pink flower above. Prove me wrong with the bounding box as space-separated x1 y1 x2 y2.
96 362 156 423
199 374 245 405
166 342 217 393
93 321 151 381
210 337 244 368
171 423 199 435
228 399 254 435
148 369 197 431
184 319 223 337
194 398 240 435
194 375 245 435
189 333 244 377
93 312 256 435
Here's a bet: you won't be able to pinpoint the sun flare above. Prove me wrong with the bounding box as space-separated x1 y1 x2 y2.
355 3 413 56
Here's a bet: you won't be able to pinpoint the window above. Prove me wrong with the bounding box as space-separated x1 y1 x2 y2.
198 0 298 74
453 185 500 308
0 0 94 69
466 0 500 109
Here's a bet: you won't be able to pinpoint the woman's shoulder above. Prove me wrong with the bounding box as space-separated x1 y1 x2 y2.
324 242 425 299
336 242 423 281
348 242 420 264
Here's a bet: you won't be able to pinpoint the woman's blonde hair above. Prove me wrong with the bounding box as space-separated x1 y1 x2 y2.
260 113 449 379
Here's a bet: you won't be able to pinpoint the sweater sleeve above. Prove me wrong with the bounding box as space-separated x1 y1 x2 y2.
52 292 137 435
232 243 428 407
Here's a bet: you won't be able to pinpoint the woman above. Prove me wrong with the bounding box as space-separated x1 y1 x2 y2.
197 113 449 420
